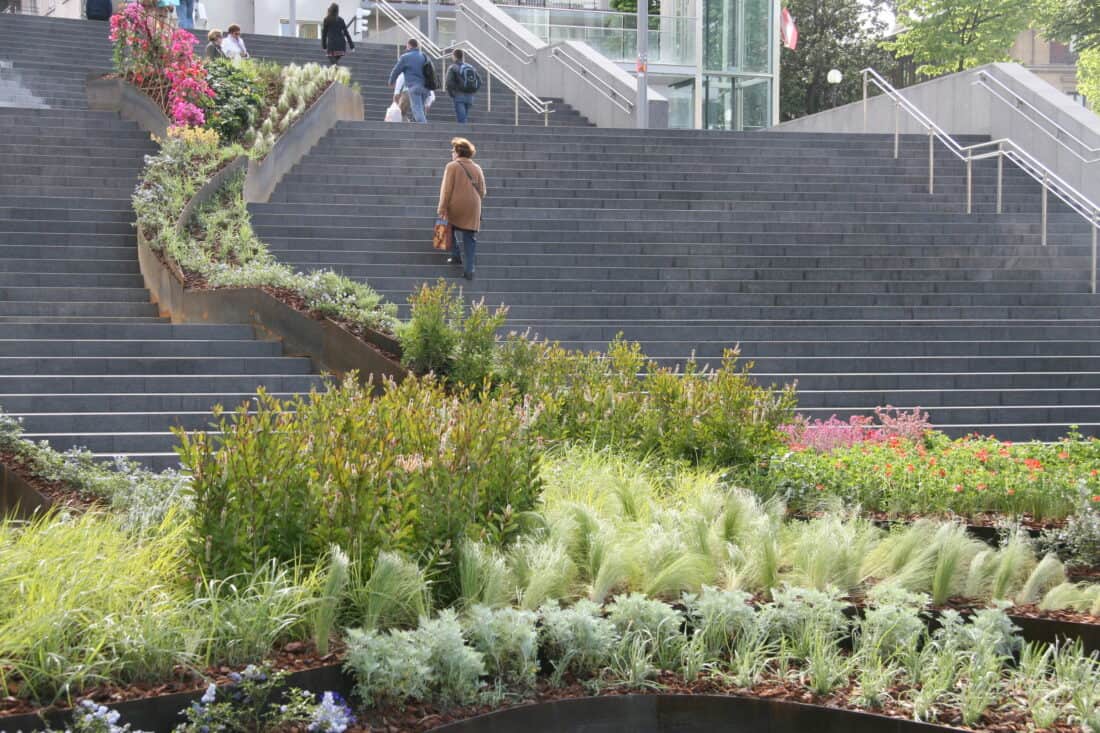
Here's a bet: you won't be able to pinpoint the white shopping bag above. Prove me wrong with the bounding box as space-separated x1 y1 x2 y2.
384 103 403 123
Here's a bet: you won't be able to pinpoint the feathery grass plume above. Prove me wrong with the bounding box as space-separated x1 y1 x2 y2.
886 522 985 604
510 537 577 610
457 540 514 610
643 551 717 600
964 548 998 600
717 487 771 545
783 514 880 594
585 527 637 603
861 519 939 580
1039 582 1100 612
313 545 350 656
348 551 430 631
1016 553 1067 605
989 530 1037 601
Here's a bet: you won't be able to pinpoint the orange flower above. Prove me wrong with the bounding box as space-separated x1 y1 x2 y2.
977 483 987 491
976 449 990 463
939 468 947 478
1058 451 1070 460
816 484 825 491
1024 458 1043 471
1091 469 1098 477
906 464 915 473
1093 495 1100 503
1007 488 1016 496
953 485 964 493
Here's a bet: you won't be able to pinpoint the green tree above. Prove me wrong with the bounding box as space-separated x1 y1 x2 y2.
1077 47 1100 110
885 0 1035 76
780 0 895 120
1035 0 1100 51
609 0 661 15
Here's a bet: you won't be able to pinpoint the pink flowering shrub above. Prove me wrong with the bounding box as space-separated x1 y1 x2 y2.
781 406 932 453
109 3 213 126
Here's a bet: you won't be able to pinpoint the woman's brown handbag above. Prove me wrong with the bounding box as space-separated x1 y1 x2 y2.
433 218 452 251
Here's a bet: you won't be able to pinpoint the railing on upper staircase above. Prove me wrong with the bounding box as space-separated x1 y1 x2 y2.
860 67 1100 293
972 70 1100 166
456 0 634 117
371 0 554 125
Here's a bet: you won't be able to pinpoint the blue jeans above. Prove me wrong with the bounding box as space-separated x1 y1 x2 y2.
451 228 477 275
407 85 429 123
453 95 472 123
176 0 194 28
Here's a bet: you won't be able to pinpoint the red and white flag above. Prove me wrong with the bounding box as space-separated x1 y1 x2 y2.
780 7 798 50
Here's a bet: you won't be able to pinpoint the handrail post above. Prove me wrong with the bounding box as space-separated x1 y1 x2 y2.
862 70 868 133
928 128 934 195
893 100 900 159
966 151 972 215
1041 174 1048 246
544 107 549 127
487 71 492 112
996 143 1003 215
514 93 519 126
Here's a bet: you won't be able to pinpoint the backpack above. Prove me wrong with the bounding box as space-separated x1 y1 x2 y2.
457 64 481 94
422 56 438 91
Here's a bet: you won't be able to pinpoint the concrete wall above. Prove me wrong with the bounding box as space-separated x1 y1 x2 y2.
771 62 1100 209
455 0 668 129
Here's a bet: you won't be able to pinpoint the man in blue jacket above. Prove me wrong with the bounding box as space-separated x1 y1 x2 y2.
389 39 432 124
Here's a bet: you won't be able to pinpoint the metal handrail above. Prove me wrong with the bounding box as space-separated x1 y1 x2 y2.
447 39 554 125
373 0 552 125
455 1 538 65
861 67 1100 293
550 44 634 114
973 70 1100 164
372 0 444 56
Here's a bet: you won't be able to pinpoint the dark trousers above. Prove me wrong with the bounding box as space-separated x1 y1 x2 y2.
450 228 477 275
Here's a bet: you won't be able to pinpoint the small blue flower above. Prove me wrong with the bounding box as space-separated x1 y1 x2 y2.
201 683 217 704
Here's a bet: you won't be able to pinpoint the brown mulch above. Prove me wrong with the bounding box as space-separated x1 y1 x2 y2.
1066 565 1100 584
0 451 99 514
0 640 344 718
1009 603 1099 625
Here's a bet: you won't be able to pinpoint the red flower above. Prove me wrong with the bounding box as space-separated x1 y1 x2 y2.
976 448 990 463
1024 458 1042 471
977 483 987 491
1092 495 1100 503
1090 469 1098 477
953 485 964 493
906 464 915 473
939 469 947 478
1058 451 1070 460
1007 489 1016 496
815 484 825 491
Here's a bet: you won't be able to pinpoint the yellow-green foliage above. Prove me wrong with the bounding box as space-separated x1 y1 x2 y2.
0 512 189 702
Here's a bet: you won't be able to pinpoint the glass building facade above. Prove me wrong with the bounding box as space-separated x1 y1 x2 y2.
497 0 778 130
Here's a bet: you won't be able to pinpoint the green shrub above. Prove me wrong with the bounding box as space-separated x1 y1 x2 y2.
493 334 796 468
463 605 539 688
204 59 265 144
178 376 543 600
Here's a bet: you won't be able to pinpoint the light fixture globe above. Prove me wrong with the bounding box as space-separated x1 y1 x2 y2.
827 69 843 85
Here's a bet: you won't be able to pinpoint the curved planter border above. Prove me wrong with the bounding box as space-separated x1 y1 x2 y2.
0 461 51 519
0 662 354 733
137 231 406 385
429 693 964 733
85 72 170 138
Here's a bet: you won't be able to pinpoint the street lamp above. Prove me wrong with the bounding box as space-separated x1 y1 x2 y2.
827 68 843 108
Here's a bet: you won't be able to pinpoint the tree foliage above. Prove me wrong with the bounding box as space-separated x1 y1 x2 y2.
1077 47 1100 110
885 0 1034 76
780 0 895 120
1035 0 1100 51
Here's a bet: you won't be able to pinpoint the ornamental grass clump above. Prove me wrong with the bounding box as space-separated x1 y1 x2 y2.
178 376 543 603
0 512 190 702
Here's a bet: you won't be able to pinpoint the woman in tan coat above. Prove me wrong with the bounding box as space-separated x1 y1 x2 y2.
437 137 487 280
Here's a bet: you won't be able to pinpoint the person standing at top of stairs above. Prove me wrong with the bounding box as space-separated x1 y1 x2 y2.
389 39 433 123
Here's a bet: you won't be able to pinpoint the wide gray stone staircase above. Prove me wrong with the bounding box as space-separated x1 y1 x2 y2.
252 122 1100 441
0 15 324 469
239 33 593 127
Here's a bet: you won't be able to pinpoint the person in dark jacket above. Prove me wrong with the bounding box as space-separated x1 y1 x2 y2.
321 3 355 65
205 29 226 61
388 39 431 123
444 49 480 124
85 0 112 20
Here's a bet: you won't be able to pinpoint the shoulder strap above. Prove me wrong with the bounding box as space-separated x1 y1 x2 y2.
456 161 482 198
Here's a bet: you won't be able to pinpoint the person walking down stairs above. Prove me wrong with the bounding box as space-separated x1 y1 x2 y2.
444 49 481 124
438 137 486 280
321 3 355 65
